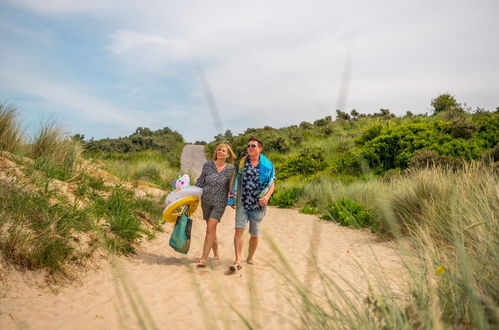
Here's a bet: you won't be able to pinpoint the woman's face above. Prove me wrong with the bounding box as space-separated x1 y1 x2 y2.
216 147 228 161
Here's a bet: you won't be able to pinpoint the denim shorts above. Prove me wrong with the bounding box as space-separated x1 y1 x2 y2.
201 201 226 221
235 206 266 237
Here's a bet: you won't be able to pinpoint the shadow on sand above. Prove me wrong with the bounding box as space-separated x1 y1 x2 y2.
132 251 192 266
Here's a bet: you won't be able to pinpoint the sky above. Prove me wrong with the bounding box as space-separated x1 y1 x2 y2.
0 0 498 142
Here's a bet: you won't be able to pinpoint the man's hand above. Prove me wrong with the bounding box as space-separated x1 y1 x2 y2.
259 197 269 206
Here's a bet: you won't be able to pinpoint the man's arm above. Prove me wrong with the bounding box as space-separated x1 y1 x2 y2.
259 181 274 206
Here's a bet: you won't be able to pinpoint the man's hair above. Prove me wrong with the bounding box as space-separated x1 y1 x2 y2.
248 136 263 148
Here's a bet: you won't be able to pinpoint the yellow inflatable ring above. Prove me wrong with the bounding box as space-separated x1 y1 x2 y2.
162 196 199 224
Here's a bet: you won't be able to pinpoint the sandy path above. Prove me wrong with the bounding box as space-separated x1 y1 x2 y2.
0 145 407 329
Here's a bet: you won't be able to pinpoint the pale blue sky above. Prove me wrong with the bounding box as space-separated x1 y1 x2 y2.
1 0 498 142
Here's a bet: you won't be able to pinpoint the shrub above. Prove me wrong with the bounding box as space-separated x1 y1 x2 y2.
408 150 463 170
355 119 488 173
431 93 463 114
321 198 376 228
0 103 23 153
445 117 477 139
269 187 304 208
277 147 327 180
299 204 320 214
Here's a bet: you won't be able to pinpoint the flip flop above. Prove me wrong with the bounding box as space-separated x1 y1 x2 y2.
196 260 207 268
229 263 242 271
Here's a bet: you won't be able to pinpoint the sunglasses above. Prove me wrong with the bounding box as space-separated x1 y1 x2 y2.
247 144 258 149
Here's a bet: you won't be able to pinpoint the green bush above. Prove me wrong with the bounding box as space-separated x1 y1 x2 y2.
408 149 463 170
354 118 493 173
269 187 304 208
277 147 327 180
321 198 376 228
299 204 320 214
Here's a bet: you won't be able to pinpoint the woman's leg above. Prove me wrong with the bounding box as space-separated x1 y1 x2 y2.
212 232 220 259
199 218 219 264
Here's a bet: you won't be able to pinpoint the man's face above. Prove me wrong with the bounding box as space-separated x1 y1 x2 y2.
247 140 262 157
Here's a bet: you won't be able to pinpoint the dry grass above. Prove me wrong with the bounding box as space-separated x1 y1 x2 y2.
0 103 23 153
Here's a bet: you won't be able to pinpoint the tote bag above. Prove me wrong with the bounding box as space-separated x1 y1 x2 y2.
169 212 192 254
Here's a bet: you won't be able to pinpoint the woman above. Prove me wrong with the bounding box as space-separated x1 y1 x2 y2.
195 143 235 267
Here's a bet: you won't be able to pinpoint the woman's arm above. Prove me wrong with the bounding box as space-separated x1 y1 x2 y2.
195 163 208 188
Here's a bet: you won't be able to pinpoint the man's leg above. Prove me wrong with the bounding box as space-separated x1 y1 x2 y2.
247 209 265 264
234 228 244 266
247 235 258 264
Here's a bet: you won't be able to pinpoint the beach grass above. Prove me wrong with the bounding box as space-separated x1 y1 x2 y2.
269 163 499 329
0 103 23 153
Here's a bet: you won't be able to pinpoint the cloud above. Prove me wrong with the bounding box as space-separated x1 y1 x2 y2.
7 0 110 15
2 0 498 142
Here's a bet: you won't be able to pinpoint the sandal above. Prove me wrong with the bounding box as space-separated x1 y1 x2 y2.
196 260 207 268
229 263 242 271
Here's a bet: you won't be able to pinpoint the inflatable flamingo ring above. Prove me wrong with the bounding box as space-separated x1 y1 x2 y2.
162 174 203 224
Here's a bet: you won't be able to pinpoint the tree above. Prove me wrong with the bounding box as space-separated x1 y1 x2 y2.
431 93 463 115
335 110 351 121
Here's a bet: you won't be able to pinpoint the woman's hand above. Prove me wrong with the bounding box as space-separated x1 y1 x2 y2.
259 197 269 206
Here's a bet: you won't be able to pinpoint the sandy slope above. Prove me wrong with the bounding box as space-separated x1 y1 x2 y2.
0 146 407 329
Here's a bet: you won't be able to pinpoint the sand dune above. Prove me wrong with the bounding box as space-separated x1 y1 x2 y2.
0 146 407 329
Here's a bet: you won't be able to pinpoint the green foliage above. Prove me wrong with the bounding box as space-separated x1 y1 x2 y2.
299 204 320 214
276 147 326 180
355 118 490 173
408 149 463 170
473 111 499 148
85 126 184 167
91 150 178 189
313 115 332 127
0 183 95 274
0 103 23 152
91 187 156 254
132 163 162 185
321 198 376 228
269 187 304 208
431 93 463 114
29 121 83 180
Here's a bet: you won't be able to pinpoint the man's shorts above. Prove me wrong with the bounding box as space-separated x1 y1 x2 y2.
201 201 226 221
235 206 266 237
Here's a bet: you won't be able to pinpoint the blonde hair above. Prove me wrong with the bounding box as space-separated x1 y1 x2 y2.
213 143 235 164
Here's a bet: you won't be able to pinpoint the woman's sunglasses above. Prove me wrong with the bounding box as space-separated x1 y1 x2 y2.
247 144 258 149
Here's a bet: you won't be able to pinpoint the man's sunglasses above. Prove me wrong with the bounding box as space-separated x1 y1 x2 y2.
247 144 258 149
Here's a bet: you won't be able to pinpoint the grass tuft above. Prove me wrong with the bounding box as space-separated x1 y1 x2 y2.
30 121 83 180
0 103 23 153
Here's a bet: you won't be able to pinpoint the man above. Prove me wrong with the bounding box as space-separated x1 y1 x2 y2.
227 137 275 271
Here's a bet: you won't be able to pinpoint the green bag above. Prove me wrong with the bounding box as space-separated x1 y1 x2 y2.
169 213 192 254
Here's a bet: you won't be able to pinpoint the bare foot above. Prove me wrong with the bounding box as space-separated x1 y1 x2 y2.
246 259 254 265
212 255 220 260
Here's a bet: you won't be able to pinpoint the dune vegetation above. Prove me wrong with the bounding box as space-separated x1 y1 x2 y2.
0 104 174 279
204 94 498 329
1 93 497 328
